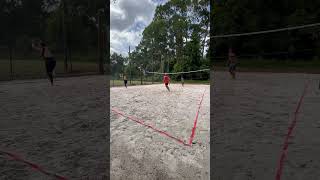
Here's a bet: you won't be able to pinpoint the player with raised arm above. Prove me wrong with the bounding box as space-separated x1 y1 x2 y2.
32 40 56 86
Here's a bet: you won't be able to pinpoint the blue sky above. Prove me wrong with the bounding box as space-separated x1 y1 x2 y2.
110 0 168 56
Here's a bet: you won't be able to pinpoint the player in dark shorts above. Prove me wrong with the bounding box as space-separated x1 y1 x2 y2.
181 75 184 87
32 40 56 86
227 48 237 79
163 73 170 91
123 75 128 88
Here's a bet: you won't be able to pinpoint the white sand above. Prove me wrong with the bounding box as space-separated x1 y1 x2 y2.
110 83 210 180
0 76 107 180
212 71 320 180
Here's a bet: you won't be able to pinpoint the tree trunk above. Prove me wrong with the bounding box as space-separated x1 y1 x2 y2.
202 24 209 58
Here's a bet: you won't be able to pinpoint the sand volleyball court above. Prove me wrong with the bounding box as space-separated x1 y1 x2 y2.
111 83 210 180
0 76 108 180
212 71 320 180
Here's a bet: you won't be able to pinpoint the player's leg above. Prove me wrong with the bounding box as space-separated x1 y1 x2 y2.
229 65 233 78
45 60 52 85
165 83 170 91
47 58 56 85
233 65 237 79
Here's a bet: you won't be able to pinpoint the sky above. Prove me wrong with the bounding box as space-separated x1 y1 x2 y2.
110 0 168 57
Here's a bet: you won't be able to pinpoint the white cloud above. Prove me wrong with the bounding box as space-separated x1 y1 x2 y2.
111 0 164 56
110 30 142 55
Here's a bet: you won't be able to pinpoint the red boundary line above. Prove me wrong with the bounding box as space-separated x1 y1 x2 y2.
111 89 207 147
112 108 190 146
0 150 68 180
274 80 310 180
188 90 206 145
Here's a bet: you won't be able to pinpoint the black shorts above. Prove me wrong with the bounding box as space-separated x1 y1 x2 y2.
124 80 127 84
165 83 168 86
229 64 236 71
45 57 56 73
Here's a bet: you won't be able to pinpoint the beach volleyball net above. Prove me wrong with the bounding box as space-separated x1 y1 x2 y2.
145 69 210 84
110 68 210 87
211 22 320 70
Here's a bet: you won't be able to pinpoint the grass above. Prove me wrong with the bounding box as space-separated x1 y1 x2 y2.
0 59 99 81
213 59 320 73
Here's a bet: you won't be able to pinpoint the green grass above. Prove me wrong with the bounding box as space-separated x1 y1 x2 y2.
213 59 320 73
0 59 99 81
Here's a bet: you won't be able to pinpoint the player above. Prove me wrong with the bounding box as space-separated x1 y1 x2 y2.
32 40 56 86
181 75 184 87
163 73 170 91
227 48 237 79
123 75 128 88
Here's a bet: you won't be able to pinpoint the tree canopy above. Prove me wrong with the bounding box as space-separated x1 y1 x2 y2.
212 0 320 60
0 0 106 57
111 0 210 79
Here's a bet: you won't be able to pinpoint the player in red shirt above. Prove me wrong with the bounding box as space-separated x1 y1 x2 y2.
163 73 170 91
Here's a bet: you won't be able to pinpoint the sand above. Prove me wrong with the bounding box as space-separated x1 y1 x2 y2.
110 83 210 180
212 71 320 180
0 76 108 180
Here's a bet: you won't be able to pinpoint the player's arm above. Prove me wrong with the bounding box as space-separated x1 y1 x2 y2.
32 41 41 51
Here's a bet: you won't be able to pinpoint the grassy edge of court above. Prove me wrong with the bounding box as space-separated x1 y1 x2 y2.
110 80 209 87
213 59 320 74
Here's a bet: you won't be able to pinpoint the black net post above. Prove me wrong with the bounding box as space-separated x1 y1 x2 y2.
98 10 105 75
9 44 13 80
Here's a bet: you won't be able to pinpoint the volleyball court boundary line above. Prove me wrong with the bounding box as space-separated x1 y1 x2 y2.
274 79 310 180
0 149 68 180
111 89 207 147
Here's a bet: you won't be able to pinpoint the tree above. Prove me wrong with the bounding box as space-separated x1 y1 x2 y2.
129 0 210 75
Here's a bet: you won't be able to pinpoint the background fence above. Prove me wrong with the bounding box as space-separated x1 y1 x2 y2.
0 0 107 81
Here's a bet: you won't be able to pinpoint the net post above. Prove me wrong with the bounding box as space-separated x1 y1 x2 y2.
9 44 13 80
140 70 142 85
129 46 131 85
